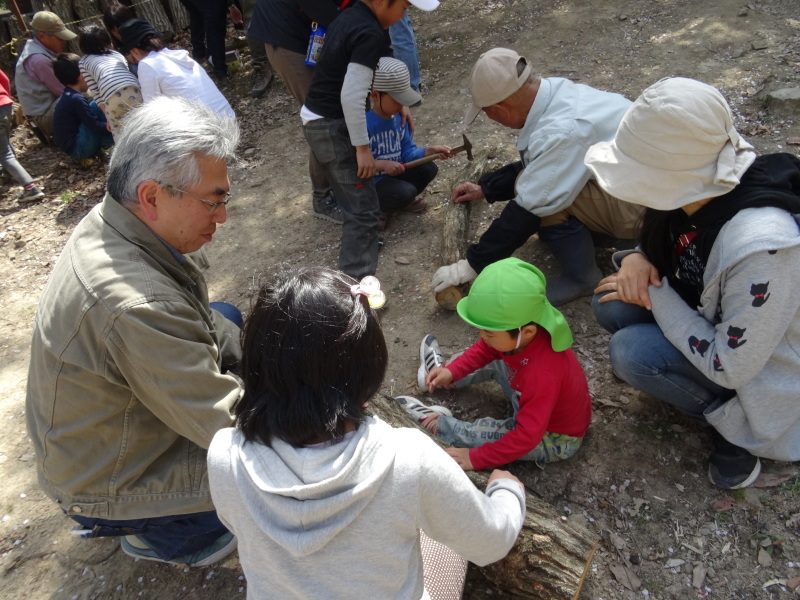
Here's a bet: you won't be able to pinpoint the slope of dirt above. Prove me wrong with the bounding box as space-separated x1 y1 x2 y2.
1 1 799 598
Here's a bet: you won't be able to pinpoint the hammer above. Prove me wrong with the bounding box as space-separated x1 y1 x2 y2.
401 134 473 169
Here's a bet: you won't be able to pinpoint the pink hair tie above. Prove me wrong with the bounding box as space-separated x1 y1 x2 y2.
350 276 386 309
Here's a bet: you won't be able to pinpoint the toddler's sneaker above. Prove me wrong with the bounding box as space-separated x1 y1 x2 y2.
417 334 444 389
17 184 45 202
395 395 452 422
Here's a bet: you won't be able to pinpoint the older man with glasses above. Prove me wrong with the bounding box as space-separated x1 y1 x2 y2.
25 97 242 567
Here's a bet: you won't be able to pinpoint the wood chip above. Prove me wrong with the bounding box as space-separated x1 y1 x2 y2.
786 137 800 146
693 564 707 588
609 562 641 591
758 547 773 567
753 473 791 487
394 256 410 265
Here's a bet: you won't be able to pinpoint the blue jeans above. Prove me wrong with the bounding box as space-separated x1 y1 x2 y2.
389 12 421 92
209 301 243 328
435 359 582 466
303 117 381 279
70 511 229 561
592 292 734 423
72 102 114 160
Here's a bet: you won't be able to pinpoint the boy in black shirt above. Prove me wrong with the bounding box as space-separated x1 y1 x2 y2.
301 0 438 280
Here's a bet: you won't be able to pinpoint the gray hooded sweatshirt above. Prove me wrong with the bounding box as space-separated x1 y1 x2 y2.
208 417 526 599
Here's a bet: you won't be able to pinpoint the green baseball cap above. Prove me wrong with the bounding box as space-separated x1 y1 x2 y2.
456 258 573 352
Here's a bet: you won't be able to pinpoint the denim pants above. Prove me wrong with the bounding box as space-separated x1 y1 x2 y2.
435 359 583 466
389 12 421 92
70 511 229 561
0 104 34 186
376 161 436 212
72 102 114 160
592 292 734 423
303 117 381 279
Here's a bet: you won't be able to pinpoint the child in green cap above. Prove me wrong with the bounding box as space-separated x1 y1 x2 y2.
397 257 592 471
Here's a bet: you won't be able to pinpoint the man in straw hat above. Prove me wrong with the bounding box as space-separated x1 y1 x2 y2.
15 11 77 140
588 77 800 489
432 47 643 306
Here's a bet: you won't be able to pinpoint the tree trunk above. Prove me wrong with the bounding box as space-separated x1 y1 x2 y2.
71 0 103 25
133 0 173 37
369 394 598 600
161 0 189 31
31 0 80 53
434 149 496 310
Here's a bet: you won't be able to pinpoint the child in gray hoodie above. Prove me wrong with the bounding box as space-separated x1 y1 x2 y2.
208 267 526 599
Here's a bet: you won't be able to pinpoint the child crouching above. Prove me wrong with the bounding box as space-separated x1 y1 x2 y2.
399 257 592 471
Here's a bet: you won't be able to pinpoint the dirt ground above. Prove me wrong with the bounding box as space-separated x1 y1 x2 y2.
2 0 800 598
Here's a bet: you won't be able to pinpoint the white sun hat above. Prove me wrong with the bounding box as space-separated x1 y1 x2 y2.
584 77 757 211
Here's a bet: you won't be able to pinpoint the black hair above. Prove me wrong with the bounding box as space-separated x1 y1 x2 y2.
138 35 164 52
79 23 113 55
235 267 388 447
53 53 82 86
103 2 136 39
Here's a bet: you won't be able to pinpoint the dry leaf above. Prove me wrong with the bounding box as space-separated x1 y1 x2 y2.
787 576 800 590
394 256 410 265
758 547 773 567
787 137 800 146
630 498 647 517
609 562 641 591
712 496 736 512
596 397 624 409
692 564 707 589
787 513 800 528
753 473 791 487
665 558 685 568
762 578 787 589
609 532 627 550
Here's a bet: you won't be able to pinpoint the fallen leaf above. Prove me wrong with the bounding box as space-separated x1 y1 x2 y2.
630 498 647 517
675 483 685 492
692 564 707 588
787 576 800 590
665 558 685 568
609 532 627 550
394 256 410 265
711 496 736 512
609 562 641 591
762 578 786 589
595 397 624 409
753 472 791 487
786 513 800 528
788 138 800 146
758 547 773 567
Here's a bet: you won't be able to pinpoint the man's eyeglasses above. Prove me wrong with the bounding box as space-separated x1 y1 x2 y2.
161 184 232 215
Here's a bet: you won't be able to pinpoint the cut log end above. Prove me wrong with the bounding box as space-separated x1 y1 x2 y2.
434 285 466 311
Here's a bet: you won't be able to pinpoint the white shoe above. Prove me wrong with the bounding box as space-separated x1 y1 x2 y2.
417 334 445 389
395 395 452 422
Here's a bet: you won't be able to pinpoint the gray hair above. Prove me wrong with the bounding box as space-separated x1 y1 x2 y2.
107 97 240 207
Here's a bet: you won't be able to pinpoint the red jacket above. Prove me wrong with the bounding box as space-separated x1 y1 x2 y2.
447 331 592 470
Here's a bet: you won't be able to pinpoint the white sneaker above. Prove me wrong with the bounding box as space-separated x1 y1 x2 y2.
417 334 445 389
395 395 452 422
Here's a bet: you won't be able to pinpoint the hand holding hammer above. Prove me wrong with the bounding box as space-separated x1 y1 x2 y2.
401 134 474 169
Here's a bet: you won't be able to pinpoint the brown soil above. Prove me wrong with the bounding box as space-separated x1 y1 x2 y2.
1 0 799 598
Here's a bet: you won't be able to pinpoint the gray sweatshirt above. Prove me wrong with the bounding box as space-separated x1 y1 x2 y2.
647 207 800 460
208 416 526 600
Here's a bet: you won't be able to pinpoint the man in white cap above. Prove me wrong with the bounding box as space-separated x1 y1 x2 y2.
432 47 643 306
15 11 76 140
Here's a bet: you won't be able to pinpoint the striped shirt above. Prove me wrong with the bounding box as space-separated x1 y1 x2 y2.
79 51 139 106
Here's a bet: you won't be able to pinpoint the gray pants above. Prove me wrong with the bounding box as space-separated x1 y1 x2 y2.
303 117 380 279
0 104 34 186
436 359 583 467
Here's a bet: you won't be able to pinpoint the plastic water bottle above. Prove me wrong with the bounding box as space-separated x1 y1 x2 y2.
304 22 326 68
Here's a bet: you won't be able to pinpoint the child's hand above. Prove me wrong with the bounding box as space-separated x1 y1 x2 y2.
422 414 438 434
488 469 523 488
446 447 473 471
425 145 453 159
379 160 406 176
356 145 377 179
425 366 454 393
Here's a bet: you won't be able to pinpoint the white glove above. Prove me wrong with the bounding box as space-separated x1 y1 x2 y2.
431 259 478 293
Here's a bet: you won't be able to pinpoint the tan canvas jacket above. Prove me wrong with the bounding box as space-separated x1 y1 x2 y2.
26 194 242 521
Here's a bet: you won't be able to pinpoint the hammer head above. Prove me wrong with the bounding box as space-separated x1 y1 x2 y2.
462 134 474 161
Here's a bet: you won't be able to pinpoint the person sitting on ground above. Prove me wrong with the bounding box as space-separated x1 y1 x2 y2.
367 57 451 230
78 23 142 136
401 257 592 472
26 96 243 567
14 11 76 140
208 266 526 599
52 53 114 164
586 77 800 490
431 48 644 306
0 68 45 202
119 18 234 118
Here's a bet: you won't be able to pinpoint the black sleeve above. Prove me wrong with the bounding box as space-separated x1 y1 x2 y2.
479 161 524 204
466 201 541 273
299 0 342 27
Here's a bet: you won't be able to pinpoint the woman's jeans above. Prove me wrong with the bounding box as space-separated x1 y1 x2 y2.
591 293 733 423
0 104 34 186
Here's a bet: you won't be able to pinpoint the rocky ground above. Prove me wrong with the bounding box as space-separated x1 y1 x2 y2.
1 0 800 598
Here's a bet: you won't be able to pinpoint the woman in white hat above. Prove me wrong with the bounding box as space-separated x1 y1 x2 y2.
584 77 800 490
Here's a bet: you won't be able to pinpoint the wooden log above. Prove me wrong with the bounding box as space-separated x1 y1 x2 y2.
435 149 496 310
131 0 173 36
161 0 189 31
369 393 598 600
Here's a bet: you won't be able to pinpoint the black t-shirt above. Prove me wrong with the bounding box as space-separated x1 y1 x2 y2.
248 0 342 56
304 0 391 119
